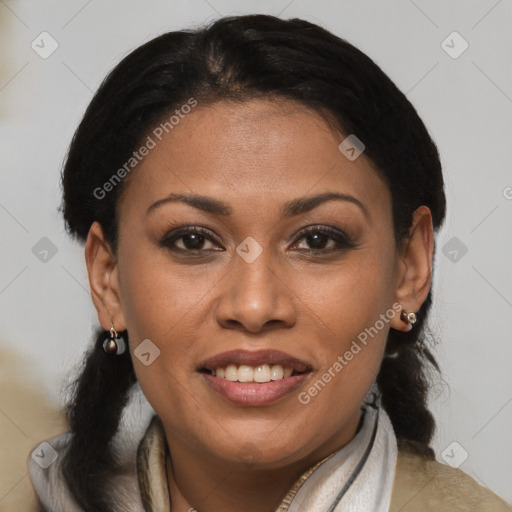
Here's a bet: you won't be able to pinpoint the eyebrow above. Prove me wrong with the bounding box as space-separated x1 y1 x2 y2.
146 191 370 222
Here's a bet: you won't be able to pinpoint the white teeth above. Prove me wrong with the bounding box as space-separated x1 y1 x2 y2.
270 365 284 380
254 364 271 383
225 364 238 382
210 364 297 382
238 365 254 382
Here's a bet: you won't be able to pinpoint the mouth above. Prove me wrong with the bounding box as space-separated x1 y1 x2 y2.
198 349 313 406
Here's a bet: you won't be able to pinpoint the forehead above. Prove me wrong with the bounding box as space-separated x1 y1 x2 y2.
118 99 391 223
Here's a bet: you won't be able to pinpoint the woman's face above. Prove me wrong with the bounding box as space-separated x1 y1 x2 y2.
92 99 428 470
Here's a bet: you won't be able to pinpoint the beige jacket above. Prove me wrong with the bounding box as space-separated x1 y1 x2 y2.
137 416 512 512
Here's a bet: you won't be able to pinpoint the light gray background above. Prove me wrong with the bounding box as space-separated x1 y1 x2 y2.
1 0 511 505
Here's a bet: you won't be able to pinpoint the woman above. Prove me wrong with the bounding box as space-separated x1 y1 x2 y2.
27 14 511 512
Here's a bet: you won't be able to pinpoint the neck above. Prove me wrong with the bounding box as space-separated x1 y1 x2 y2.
165 409 363 512
167 456 306 512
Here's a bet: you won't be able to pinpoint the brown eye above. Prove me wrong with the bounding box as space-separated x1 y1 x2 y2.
160 227 223 253
292 226 357 253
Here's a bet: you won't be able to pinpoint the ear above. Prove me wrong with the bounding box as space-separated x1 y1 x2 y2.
84 221 126 332
390 205 434 332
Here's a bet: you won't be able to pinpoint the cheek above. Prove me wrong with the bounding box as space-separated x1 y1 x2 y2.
118 241 215 343
117 245 223 413
292 249 395 341
292 249 395 403
295 303 390 442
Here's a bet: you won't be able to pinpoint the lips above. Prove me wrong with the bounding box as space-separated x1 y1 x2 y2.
198 349 313 407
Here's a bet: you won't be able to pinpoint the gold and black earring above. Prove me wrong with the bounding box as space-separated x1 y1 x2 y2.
102 323 126 355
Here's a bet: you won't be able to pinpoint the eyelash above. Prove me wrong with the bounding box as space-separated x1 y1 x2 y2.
159 225 358 256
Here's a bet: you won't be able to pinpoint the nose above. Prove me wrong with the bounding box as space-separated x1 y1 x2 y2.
214 246 297 334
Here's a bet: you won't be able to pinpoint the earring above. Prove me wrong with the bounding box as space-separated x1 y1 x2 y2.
400 310 417 326
102 322 126 355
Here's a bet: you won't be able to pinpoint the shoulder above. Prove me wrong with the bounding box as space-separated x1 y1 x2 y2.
389 447 512 511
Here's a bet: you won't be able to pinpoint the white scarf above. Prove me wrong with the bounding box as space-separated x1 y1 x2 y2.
283 402 397 512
